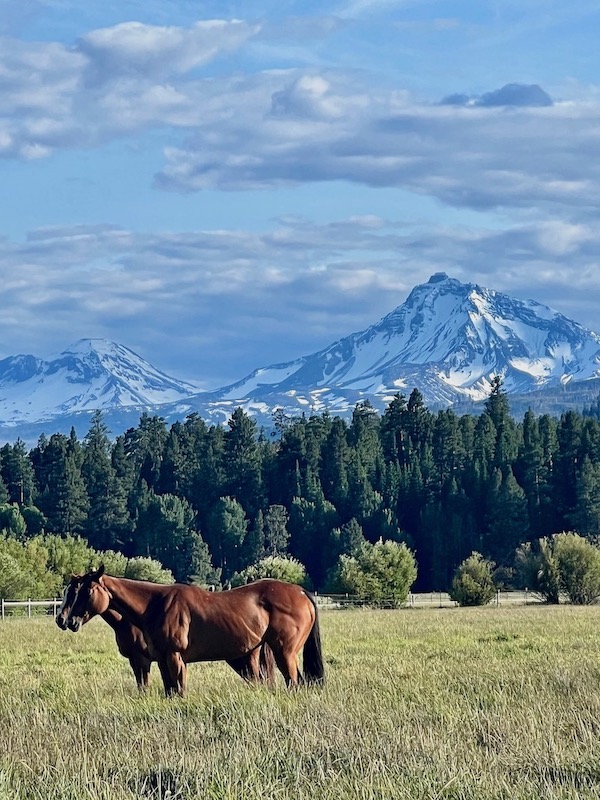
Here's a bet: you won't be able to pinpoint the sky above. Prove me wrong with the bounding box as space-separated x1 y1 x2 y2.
1 0 600 389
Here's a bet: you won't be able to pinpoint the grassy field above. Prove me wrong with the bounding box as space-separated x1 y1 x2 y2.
1 606 600 799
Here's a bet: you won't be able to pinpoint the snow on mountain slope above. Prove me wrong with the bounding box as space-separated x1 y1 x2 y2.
0 339 200 425
200 273 600 414
1 275 600 438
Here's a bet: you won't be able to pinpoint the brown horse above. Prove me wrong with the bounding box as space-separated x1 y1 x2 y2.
57 580 152 689
64 565 324 696
56 576 275 690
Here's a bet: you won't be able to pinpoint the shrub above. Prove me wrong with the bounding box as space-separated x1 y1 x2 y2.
123 557 174 584
553 531 600 605
450 552 496 607
514 538 561 603
231 555 308 587
326 539 417 608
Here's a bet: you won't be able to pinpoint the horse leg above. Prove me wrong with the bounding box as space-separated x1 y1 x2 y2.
139 658 151 690
157 652 186 697
271 645 301 688
227 648 262 683
259 643 276 687
129 657 147 691
226 656 253 682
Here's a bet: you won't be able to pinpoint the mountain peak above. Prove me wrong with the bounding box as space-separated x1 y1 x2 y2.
202 273 600 414
0 339 200 426
427 272 450 284
1 275 600 442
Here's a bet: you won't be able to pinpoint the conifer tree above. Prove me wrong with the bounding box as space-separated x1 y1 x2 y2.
569 456 600 537
0 439 35 505
81 411 130 550
223 408 263 516
206 496 248 581
263 504 290 556
320 417 350 510
35 433 89 535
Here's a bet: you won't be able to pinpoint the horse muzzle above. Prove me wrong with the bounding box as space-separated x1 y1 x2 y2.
55 614 68 630
68 617 83 632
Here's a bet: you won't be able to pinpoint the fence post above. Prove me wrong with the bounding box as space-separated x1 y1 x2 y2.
1 598 3 621
496 589 500 607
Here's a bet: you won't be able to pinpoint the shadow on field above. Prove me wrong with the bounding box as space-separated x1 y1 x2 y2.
129 768 185 799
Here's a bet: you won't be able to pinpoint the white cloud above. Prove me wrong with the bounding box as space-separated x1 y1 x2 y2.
1 19 599 223
78 19 260 83
0 217 599 386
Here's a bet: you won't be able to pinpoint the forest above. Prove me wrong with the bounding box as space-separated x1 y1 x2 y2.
1 377 600 594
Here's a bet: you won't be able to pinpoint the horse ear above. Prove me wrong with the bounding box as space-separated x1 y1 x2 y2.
93 564 106 580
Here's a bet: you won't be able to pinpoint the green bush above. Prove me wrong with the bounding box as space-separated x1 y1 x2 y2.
123 556 174 584
450 552 496 607
514 538 561 603
231 555 308 587
0 533 174 598
326 539 417 608
553 531 600 605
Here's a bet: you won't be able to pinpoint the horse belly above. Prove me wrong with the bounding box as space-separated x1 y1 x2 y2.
184 621 263 663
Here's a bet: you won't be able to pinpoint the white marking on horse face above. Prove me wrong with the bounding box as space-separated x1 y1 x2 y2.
57 586 69 617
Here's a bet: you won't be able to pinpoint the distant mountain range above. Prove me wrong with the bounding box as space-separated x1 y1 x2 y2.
2 273 600 445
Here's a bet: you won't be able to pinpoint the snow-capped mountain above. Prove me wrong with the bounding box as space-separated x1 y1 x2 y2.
0 339 199 425
1 274 600 444
189 272 600 420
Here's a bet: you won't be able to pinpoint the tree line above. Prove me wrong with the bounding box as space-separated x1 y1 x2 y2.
1 378 600 595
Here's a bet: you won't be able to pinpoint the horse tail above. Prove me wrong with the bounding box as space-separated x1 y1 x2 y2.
302 591 325 686
259 642 276 685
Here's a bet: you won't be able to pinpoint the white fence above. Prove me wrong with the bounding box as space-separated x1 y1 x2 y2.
0 591 542 620
1 598 60 620
314 590 541 609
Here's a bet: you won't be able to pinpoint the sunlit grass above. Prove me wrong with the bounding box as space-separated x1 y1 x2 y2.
2 606 600 798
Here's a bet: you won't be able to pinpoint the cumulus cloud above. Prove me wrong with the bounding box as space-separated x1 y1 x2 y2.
0 19 260 154
0 17 598 219
78 19 260 84
155 77 600 216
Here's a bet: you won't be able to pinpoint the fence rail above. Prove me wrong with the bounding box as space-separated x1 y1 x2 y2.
0 590 542 620
314 590 541 609
0 598 60 620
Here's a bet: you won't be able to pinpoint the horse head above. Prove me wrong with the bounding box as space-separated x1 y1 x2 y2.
65 565 110 632
55 575 83 630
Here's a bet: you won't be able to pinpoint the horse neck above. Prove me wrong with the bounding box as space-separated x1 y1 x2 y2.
100 607 125 632
102 575 153 629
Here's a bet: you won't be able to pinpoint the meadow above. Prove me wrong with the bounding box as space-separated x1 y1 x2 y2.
1 605 600 799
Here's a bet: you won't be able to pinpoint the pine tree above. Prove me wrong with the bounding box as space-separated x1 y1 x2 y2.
206 496 248 581
320 417 350 510
263 504 290 556
485 467 529 563
553 411 584 530
484 376 519 468
1 439 35 505
81 411 130 550
132 492 209 582
240 509 267 567
348 401 381 479
122 414 168 493
569 456 600 537
380 393 408 463
35 433 89 535
223 408 263 517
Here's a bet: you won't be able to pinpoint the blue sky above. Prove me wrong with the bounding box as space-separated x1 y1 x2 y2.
1 0 600 388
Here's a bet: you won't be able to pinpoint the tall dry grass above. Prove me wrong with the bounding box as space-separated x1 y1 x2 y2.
1 605 600 798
